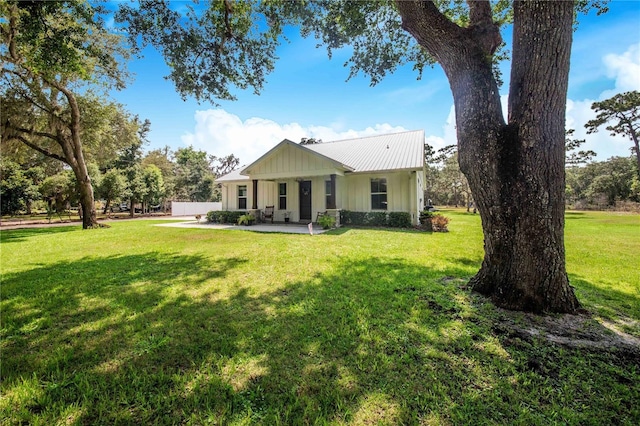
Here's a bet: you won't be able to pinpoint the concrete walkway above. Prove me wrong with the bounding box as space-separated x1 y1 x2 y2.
156 218 327 234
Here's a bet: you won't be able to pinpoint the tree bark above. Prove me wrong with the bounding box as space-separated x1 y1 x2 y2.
397 0 580 313
49 82 99 229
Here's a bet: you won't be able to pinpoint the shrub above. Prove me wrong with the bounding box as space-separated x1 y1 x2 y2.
318 214 336 229
419 210 434 224
430 214 450 232
237 214 255 225
340 210 367 225
366 212 388 227
388 212 412 228
340 210 412 228
206 210 222 223
207 210 245 224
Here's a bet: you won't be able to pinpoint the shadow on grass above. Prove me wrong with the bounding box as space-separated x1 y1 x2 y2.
1 255 638 424
324 226 430 235
0 226 78 243
1 252 246 383
447 256 483 268
565 212 588 217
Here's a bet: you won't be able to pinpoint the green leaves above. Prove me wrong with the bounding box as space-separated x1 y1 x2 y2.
117 0 281 103
2 0 130 88
585 90 640 177
585 91 640 139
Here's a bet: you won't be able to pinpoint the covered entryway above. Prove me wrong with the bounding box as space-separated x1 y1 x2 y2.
299 180 312 221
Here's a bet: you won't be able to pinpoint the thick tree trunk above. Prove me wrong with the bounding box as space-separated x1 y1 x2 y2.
398 0 580 313
76 167 98 229
54 82 100 229
468 1 579 312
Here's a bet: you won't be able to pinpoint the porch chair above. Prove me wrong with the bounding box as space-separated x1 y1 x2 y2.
316 211 328 223
263 205 275 223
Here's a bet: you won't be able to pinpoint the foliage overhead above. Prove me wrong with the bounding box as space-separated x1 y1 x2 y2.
115 0 608 104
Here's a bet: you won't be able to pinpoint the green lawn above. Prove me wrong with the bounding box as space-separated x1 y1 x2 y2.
1 210 638 425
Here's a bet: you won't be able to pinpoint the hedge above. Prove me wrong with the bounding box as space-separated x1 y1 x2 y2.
206 210 245 224
339 210 412 228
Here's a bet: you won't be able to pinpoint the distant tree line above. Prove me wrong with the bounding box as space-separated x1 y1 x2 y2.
426 144 638 211
0 141 240 217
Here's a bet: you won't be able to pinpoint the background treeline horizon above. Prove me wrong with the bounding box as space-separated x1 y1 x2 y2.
2 134 638 217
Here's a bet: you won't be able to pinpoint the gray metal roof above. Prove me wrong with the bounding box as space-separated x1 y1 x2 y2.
306 130 425 173
216 129 425 182
216 167 249 182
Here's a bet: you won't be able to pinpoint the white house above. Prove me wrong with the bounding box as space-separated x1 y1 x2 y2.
216 130 426 225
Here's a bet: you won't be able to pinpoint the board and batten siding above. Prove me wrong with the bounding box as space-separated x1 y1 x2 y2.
221 171 422 223
246 143 342 180
338 172 414 213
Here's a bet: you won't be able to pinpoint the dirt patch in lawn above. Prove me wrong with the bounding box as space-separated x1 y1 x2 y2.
493 309 640 363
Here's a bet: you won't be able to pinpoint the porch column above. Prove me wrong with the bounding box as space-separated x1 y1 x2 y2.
252 179 258 209
328 174 336 209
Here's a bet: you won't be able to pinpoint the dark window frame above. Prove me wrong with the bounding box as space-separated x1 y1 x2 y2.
278 182 287 210
325 180 332 209
238 185 247 210
371 178 388 210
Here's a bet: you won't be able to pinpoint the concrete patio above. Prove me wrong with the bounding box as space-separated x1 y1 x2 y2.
156 217 327 234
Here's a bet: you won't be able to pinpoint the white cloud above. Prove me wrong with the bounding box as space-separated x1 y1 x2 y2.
181 109 408 164
602 42 640 96
566 99 631 160
566 43 640 160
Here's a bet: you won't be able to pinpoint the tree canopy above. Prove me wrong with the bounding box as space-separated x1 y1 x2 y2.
1 0 132 228
585 90 640 177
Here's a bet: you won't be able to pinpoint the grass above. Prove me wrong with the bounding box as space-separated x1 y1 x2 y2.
1 210 638 425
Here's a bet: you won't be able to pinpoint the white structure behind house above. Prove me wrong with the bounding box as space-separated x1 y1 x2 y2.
171 202 222 217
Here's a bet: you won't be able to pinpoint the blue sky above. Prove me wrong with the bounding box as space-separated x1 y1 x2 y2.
112 1 640 166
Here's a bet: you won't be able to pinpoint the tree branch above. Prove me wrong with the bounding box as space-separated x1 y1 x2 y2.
394 0 464 63
3 125 67 163
467 0 502 55
468 0 494 27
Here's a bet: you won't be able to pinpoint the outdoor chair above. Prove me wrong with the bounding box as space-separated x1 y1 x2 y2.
263 205 274 223
316 211 328 223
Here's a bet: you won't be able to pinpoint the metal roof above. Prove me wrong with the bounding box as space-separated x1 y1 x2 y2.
216 167 249 182
216 129 425 182
306 130 425 173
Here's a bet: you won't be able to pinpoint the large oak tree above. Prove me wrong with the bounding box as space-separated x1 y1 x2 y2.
118 0 599 312
1 0 130 228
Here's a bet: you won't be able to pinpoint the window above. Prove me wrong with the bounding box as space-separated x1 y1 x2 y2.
278 183 287 210
238 185 247 209
325 180 332 209
371 178 387 210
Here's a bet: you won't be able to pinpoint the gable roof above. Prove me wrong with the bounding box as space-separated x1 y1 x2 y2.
305 130 425 173
216 129 425 182
240 139 355 177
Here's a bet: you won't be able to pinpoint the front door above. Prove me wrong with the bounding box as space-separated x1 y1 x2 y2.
299 180 312 221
